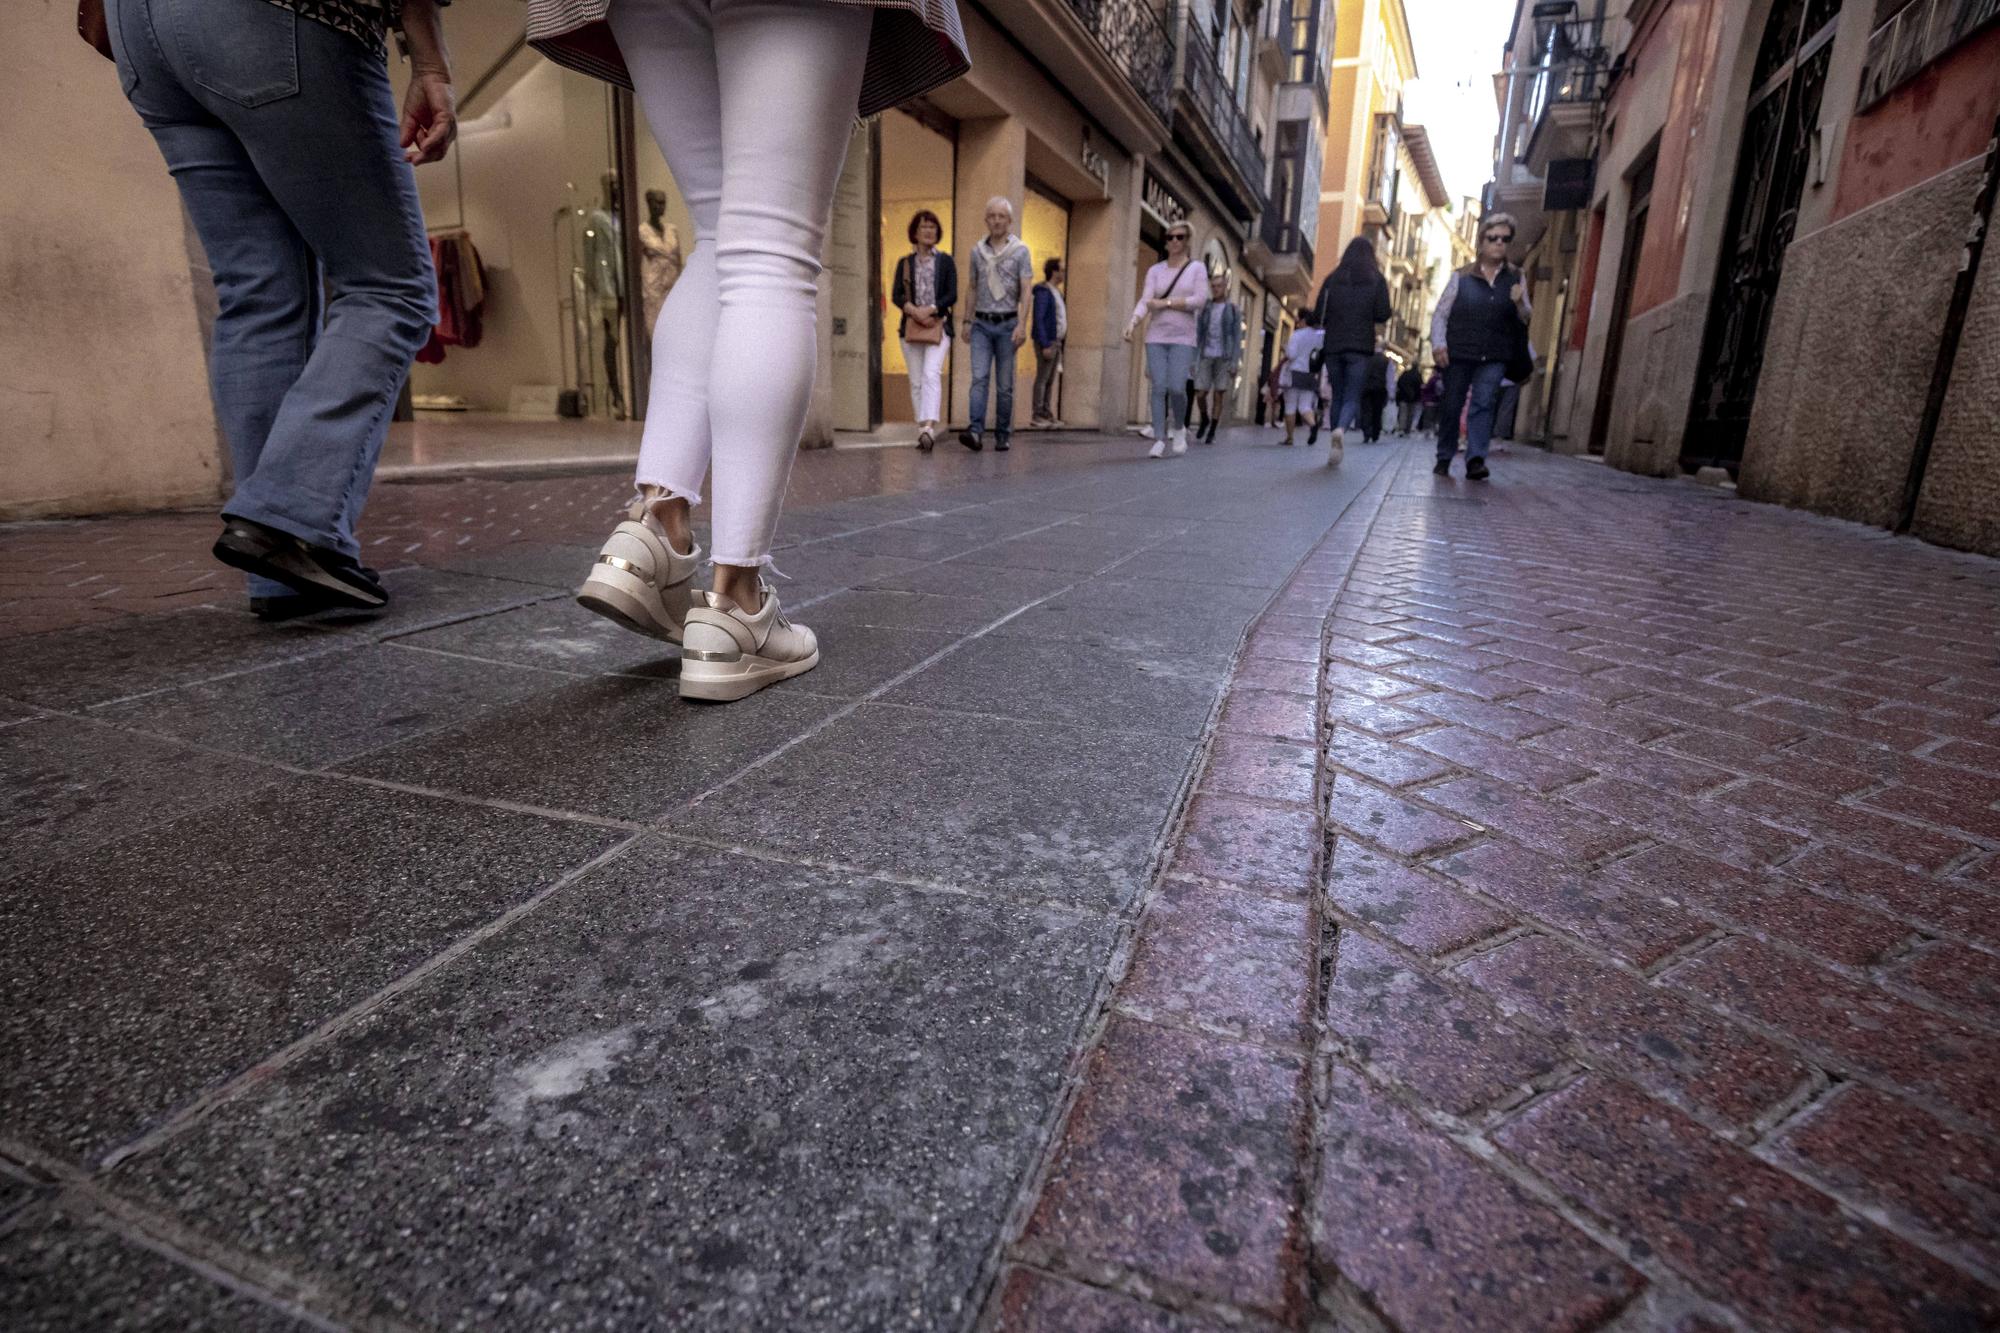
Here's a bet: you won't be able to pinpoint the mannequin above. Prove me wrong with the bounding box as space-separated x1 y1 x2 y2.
584 170 626 416
638 187 684 334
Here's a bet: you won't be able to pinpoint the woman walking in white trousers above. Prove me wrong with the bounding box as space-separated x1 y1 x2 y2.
530 0 969 701
891 209 955 451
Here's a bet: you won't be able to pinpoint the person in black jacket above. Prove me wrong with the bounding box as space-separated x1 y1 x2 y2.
1361 341 1392 442
1430 211 1532 479
1310 236 1392 467
890 210 957 450
1394 362 1424 435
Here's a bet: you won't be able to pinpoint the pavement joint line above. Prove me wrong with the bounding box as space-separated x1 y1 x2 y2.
996 1247 1296 1333
978 446 1407 1330
817 691 1230 743
646 829 1111 921
44 1184 363 1333
95 829 650 1173
1104 1000 1312 1059
1332 1037 1754 1331
675 528 1195 813
320 770 649 832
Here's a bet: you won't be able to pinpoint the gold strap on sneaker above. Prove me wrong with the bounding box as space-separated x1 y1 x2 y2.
597 554 644 576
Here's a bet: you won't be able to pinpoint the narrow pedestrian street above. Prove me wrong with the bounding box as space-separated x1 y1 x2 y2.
4 432 1998 1331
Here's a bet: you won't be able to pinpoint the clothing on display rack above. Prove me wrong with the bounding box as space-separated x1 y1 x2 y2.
415 229 487 364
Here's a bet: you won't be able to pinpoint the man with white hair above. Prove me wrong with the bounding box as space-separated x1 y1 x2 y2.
959 196 1033 453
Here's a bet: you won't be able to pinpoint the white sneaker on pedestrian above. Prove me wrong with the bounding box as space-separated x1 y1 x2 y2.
1148 438 1167 459
1326 427 1345 467
679 583 820 702
576 497 703 642
1170 428 1188 456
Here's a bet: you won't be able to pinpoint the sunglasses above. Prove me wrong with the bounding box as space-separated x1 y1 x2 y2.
1483 232 1514 243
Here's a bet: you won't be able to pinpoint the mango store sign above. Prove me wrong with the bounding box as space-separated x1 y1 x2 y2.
1142 170 1189 228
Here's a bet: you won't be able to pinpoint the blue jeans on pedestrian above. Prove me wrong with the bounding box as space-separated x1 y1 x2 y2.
107 0 435 597
1145 341 1197 439
1437 358 1508 464
966 316 1017 441
1328 350 1372 432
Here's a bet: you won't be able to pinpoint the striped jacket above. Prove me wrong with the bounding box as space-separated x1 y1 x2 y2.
525 0 969 120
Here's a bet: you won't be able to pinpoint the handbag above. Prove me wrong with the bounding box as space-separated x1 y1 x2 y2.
79 0 114 59
1502 267 1535 383
900 257 944 345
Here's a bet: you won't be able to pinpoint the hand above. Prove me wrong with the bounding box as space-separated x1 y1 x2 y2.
1434 348 1450 368
1011 326 1027 350
400 69 456 165
1146 297 1167 312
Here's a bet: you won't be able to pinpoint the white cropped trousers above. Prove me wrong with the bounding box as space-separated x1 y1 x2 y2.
902 333 949 426
611 0 872 566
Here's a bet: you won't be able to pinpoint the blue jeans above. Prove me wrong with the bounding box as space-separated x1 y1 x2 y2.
1327 350 1371 432
1437 358 1508 463
1145 342 1197 439
108 0 435 595
966 316 1017 440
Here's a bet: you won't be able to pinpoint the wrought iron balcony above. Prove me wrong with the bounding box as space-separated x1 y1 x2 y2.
1256 203 1313 271
1064 0 1175 125
1510 17 1614 169
1176 17 1268 215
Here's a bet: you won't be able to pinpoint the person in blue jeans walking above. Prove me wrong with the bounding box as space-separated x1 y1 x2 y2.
1431 212 1533 481
1308 236 1391 467
958 197 1032 453
105 0 453 617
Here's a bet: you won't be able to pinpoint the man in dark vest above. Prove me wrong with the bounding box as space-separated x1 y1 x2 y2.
1430 212 1532 479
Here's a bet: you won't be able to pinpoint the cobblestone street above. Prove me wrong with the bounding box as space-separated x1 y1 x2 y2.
4 432 1999 1331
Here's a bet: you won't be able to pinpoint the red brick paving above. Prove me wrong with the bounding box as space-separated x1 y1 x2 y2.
998 443 2000 1330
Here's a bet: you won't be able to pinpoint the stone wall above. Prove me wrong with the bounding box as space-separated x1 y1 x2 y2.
1738 157 1984 531
1 2 224 519
1910 187 2000 555
1601 290 1708 476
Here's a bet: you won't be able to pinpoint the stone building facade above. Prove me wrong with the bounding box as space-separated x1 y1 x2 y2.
1487 0 1999 555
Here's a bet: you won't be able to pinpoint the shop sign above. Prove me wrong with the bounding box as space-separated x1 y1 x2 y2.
1142 170 1189 228
1080 128 1110 191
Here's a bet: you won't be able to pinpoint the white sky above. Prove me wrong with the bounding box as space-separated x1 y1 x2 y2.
1399 0 1519 212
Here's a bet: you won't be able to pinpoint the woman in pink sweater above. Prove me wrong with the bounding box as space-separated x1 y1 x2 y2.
1124 222 1208 458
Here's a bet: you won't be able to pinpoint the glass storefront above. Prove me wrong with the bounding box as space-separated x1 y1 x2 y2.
877 109 957 426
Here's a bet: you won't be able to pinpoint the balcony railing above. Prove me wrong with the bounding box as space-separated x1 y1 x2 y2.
1065 0 1175 124
1257 203 1313 272
1510 18 1614 162
1181 17 1268 199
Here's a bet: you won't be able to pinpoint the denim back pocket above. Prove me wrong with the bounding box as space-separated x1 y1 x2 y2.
173 0 299 108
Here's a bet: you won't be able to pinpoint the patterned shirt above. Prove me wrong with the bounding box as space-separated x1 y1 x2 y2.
258 0 435 53
912 252 936 308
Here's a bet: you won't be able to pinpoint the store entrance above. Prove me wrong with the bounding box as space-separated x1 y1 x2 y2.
384 16 690 471
1018 178 1072 426
876 108 957 428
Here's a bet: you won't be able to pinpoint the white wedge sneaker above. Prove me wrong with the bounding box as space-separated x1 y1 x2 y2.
575 497 704 642
679 583 820 702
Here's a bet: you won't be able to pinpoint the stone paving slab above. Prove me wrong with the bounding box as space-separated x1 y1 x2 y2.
114 842 1119 1332
0 1210 315 1333
1 431 1391 1329
1 779 625 1166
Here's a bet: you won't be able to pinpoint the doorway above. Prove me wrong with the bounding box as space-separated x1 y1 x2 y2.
1019 178 1073 425
1682 0 1841 472
1589 154 1654 455
877 107 957 426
